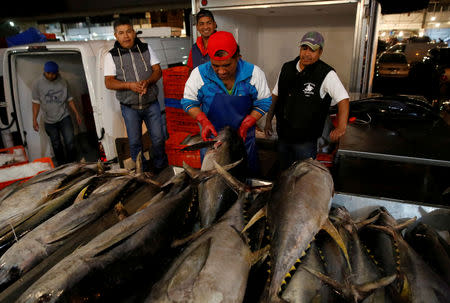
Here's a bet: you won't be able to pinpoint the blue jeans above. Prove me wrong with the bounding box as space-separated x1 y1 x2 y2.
120 102 168 169
278 139 317 170
44 115 76 165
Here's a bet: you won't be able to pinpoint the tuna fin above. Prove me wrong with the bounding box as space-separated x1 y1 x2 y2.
74 185 89 203
136 191 165 212
394 217 416 231
180 141 216 151
183 160 242 184
213 160 272 194
367 224 396 238
213 160 247 194
355 213 380 230
250 244 270 266
357 274 397 293
183 161 200 179
321 218 352 271
242 206 267 234
301 265 344 293
96 160 105 175
171 227 209 248
136 175 163 187
114 202 129 221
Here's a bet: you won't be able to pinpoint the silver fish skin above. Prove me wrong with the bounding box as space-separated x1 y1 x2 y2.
405 222 450 284
0 163 85 227
261 158 334 303
0 175 96 248
328 207 392 303
0 175 133 287
281 242 327 303
367 207 450 303
147 192 252 303
198 126 246 227
15 181 193 303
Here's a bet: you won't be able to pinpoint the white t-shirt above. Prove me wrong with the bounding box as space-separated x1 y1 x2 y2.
272 60 349 106
103 44 160 76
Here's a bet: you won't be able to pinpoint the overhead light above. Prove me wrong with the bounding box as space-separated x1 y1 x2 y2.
435 23 440 27
9 21 14 27
399 31 404 37
430 16 436 21
381 32 386 37
419 31 424 37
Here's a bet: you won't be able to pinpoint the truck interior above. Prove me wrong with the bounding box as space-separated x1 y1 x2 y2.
4 51 100 162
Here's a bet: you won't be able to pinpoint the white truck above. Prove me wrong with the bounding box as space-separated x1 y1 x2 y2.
0 36 190 163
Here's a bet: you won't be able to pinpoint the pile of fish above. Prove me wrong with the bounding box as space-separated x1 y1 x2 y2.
0 126 448 303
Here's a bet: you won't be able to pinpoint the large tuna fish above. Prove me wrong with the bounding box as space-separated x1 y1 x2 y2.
0 174 96 249
0 163 87 226
259 158 349 303
15 172 193 303
304 207 395 303
183 126 247 227
0 175 134 288
404 222 450 284
0 162 102 234
146 161 257 303
363 207 450 303
280 241 329 303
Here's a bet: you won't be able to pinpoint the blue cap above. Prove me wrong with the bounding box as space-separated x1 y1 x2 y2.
44 61 58 73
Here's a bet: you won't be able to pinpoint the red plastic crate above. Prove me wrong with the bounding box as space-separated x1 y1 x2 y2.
162 66 190 99
0 145 28 168
165 107 199 134
165 131 201 168
0 157 54 190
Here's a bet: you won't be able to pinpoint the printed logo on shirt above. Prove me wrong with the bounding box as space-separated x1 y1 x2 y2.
44 89 64 104
303 82 315 97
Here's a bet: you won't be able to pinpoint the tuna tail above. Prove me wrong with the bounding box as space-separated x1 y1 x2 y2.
182 159 243 184
242 207 266 234
301 265 397 302
355 212 380 230
321 218 352 272
394 217 417 231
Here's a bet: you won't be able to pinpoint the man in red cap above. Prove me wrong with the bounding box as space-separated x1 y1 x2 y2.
181 31 272 175
264 31 349 170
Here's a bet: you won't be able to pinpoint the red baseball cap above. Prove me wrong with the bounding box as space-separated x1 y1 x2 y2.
207 31 237 61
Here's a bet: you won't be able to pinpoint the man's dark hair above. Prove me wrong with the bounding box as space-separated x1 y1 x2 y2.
214 45 240 59
113 17 133 31
196 9 215 24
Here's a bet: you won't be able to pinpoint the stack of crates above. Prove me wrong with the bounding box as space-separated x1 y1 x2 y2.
162 66 201 168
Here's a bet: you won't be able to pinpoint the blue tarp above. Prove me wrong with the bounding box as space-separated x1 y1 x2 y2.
6 27 47 47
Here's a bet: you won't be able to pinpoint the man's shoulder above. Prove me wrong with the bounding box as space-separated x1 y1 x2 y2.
317 60 334 72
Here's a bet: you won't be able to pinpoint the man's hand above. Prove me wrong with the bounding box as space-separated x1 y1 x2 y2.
196 112 217 141
329 126 346 142
264 118 273 137
128 82 146 94
75 113 82 125
33 120 39 131
138 80 148 96
239 115 257 142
